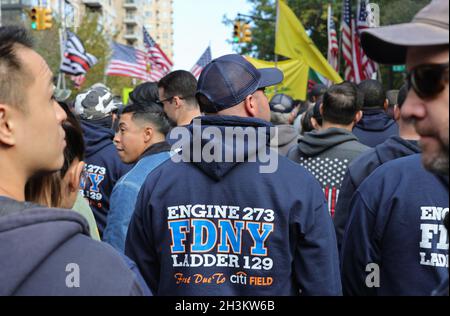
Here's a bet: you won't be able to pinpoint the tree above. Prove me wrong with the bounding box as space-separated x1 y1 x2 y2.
227 0 429 89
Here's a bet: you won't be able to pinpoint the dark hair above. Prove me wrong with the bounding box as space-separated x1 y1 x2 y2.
358 79 386 109
301 107 315 135
322 82 362 125
0 26 34 111
129 82 161 107
309 84 327 102
397 84 409 109
59 102 85 177
158 70 198 107
25 102 85 207
312 98 323 126
122 104 171 136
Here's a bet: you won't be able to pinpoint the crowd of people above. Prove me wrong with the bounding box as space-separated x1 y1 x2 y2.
0 0 448 296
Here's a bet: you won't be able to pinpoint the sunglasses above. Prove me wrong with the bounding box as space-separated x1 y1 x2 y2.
406 63 449 99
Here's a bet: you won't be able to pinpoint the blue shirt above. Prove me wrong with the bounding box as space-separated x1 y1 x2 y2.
104 142 172 253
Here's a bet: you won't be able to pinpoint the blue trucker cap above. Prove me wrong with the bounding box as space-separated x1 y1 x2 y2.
196 54 284 113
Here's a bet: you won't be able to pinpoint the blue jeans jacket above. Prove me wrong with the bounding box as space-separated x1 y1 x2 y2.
104 151 172 253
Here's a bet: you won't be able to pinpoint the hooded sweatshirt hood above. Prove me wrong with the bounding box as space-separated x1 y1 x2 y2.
176 116 273 181
81 119 115 157
353 109 399 147
270 125 300 156
298 128 359 156
0 197 144 296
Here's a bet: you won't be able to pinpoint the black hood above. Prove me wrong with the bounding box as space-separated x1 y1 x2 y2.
81 119 115 157
298 128 359 156
172 116 274 181
357 109 397 132
374 136 421 164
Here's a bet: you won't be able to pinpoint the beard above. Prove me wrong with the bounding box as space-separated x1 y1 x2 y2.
421 139 449 176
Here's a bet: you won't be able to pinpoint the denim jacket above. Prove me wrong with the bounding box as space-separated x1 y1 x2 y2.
103 142 172 253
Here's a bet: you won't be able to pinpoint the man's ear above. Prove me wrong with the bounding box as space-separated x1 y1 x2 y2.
354 110 363 125
173 96 183 110
243 95 257 118
68 161 85 193
0 104 16 146
393 105 401 121
384 99 389 111
143 125 154 143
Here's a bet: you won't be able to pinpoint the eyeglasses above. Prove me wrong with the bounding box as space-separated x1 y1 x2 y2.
159 96 191 104
159 96 174 104
406 62 449 99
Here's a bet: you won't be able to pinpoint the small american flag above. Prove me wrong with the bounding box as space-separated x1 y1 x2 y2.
191 47 212 79
327 5 339 73
357 0 378 80
106 42 151 82
143 27 173 82
341 0 354 82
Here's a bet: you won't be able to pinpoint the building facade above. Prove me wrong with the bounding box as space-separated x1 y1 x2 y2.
1 0 174 60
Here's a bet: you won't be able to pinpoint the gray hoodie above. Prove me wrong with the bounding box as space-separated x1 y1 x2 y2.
270 124 300 156
288 128 369 215
0 197 145 296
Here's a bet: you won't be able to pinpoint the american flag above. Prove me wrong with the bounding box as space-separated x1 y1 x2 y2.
106 42 151 82
191 46 212 78
357 0 378 80
341 0 354 82
327 5 339 73
143 27 173 82
60 31 97 76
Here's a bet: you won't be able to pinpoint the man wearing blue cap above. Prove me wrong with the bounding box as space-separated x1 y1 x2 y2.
125 54 341 296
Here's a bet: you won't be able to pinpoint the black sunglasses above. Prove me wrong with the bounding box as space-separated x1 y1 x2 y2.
406 63 449 99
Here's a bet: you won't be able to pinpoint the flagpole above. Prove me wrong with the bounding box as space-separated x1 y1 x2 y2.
274 0 280 94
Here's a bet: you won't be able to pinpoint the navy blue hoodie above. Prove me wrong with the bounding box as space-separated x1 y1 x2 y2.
334 136 421 249
353 109 399 148
0 197 146 296
125 116 342 296
341 154 449 296
80 119 132 237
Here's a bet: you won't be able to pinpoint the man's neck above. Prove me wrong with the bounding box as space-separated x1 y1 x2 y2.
321 121 354 132
0 155 29 201
177 109 202 126
0 176 26 202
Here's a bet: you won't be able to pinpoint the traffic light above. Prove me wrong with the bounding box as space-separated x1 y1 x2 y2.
233 21 242 43
42 8 53 30
242 23 252 43
30 7 39 30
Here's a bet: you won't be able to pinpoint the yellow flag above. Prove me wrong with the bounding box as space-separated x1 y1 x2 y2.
246 56 310 101
275 0 342 84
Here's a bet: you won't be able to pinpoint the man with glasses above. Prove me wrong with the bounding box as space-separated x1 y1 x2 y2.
340 0 449 295
158 70 202 127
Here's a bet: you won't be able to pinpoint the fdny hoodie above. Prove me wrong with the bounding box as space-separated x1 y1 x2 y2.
334 136 421 249
80 119 132 237
341 154 449 296
125 116 342 296
353 109 399 148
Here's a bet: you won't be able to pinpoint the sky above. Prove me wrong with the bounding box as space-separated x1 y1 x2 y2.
172 0 253 71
